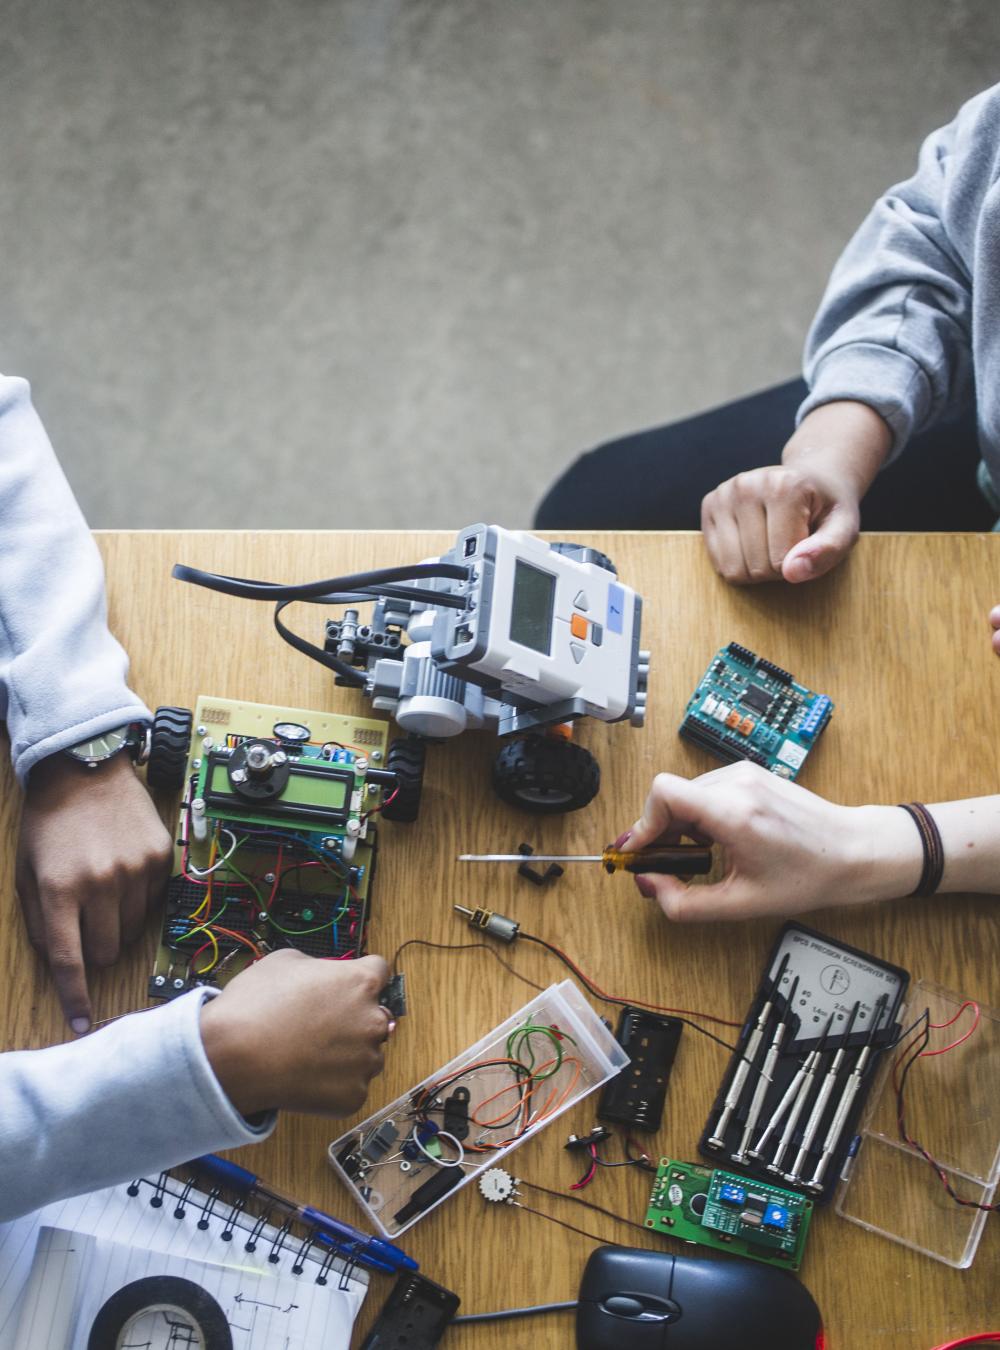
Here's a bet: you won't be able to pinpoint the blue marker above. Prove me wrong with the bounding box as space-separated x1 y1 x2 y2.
191 1154 418 1273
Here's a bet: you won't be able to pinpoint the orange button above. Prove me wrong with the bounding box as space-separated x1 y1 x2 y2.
570 613 589 639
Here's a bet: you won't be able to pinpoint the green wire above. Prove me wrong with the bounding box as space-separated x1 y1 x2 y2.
226 851 351 936
505 1020 576 1081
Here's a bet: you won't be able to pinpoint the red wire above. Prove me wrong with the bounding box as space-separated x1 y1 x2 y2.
928 1337 1000 1349
532 937 740 1027
570 1145 598 1191
363 786 399 819
923 1001 980 1056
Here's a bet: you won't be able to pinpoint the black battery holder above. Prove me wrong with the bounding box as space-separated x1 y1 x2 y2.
358 1272 460 1349
598 1006 683 1133
698 921 908 1205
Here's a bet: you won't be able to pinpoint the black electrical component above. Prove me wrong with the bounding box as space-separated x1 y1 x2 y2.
598 1007 683 1132
727 641 755 666
393 1167 463 1225
359 1272 461 1350
380 974 408 1018
335 1138 364 1182
565 1125 613 1153
443 1087 471 1141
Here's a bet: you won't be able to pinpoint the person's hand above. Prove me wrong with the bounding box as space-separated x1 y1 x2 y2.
16 752 173 1034
619 761 922 921
700 400 892 585
199 950 393 1118
701 461 863 585
990 604 1000 655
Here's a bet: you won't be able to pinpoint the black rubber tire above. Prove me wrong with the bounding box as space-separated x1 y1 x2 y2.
550 541 617 576
381 737 426 823
146 706 193 792
492 736 600 814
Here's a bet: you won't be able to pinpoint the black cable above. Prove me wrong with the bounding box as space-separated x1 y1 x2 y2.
172 560 469 603
517 932 745 1058
273 600 367 685
451 1300 577 1325
894 1010 999 1214
520 1177 653 1239
391 939 545 994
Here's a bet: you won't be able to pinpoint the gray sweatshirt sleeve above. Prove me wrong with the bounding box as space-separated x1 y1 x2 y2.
0 374 151 784
0 989 275 1222
798 85 1000 459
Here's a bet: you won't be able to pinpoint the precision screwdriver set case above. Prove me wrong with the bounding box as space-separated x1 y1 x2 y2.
699 922 908 1205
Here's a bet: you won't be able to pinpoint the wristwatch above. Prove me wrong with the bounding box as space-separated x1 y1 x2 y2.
63 720 152 769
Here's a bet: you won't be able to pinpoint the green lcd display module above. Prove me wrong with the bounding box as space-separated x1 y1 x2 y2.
679 642 833 780
645 1158 813 1271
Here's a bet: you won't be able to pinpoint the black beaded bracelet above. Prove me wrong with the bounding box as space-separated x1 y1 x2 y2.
898 802 945 897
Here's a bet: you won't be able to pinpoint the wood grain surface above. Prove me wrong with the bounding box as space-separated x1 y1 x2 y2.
1 530 997 1348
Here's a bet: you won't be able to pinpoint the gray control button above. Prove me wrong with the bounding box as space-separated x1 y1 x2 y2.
570 642 586 664
574 591 589 611
590 622 603 647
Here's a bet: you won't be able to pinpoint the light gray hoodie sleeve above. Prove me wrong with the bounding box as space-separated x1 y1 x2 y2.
0 989 275 1222
798 85 1000 459
0 374 151 784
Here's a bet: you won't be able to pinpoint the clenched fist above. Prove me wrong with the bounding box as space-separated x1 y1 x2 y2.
199 950 393 1118
701 400 892 585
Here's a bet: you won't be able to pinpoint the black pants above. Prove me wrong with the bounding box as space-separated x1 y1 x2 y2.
534 379 994 531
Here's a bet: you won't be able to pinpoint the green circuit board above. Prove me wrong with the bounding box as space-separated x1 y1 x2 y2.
149 696 390 1001
679 642 833 780
645 1158 813 1271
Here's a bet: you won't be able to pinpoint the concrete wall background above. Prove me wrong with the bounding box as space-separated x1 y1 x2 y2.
2 1 998 529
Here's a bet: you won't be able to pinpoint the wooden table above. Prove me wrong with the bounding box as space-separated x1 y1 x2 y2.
2 531 998 1348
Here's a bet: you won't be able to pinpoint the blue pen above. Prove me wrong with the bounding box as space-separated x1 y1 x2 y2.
191 1154 418 1273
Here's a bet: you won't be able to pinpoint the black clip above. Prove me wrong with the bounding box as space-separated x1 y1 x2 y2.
443 1086 471 1141
516 843 564 887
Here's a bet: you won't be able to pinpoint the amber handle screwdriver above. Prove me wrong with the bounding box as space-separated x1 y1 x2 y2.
458 844 713 875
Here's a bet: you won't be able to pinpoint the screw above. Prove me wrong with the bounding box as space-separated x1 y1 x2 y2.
172 978 185 990
153 975 166 987
367 783 378 796
273 750 287 766
263 872 275 883
231 768 247 783
355 756 368 772
372 750 382 761
192 758 202 769
322 837 338 850
197 725 206 735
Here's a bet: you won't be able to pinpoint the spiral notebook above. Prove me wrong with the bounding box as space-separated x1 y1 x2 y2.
0 1173 368 1350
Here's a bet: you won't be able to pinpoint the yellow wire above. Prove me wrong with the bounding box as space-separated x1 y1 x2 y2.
193 928 220 974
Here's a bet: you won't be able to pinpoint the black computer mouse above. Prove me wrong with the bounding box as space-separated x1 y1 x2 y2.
576 1246 823 1350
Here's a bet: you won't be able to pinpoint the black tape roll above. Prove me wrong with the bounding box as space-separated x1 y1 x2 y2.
87 1276 233 1350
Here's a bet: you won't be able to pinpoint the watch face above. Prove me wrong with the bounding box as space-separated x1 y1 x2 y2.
66 726 131 764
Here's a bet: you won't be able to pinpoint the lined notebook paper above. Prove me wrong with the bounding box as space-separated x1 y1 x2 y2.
0 1177 367 1350
13 1226 355 1349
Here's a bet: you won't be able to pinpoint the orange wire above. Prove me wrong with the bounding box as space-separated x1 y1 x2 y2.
209 926 264 959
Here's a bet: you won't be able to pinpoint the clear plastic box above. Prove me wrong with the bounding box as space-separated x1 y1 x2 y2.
835 979 1000 1267
327 980 629 1237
